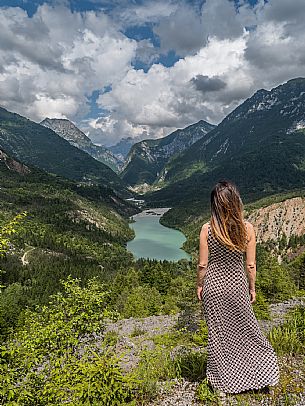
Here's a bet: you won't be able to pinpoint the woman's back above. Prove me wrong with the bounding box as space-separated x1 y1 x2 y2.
201 220 280 394
207 221 247 266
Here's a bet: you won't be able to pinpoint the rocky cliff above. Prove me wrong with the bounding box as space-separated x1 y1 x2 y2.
247 197 305 244
121 120 215 186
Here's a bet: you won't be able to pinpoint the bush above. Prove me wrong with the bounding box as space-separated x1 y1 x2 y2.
131 346 177 402
0 276 136 405
256 247 297 302
174 348 207 382
192 320 208 346
121 285 163 318
196 377 219 404
252 290 271 320
268 306 305 355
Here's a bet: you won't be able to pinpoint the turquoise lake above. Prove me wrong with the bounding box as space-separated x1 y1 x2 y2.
126 208 191 261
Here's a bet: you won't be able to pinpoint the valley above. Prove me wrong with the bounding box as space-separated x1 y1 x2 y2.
0 77 304 405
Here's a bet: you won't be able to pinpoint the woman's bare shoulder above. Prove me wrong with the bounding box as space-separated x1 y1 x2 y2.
244 220 254 229
244 220 255 236
200 222 210 234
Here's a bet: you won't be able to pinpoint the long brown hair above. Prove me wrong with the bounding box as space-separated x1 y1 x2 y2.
210 180 248 252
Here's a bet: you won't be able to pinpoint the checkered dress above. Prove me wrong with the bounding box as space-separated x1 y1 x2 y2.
202 223 280 394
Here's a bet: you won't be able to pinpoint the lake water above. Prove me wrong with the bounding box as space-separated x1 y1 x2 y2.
126 207 192 261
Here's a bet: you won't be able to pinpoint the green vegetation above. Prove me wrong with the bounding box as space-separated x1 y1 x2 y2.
0 126 304 404
255 246 297 302
0 157 140 338
196 378 219 404
268 306 305 355
0 107 128 194
288 251 305 290
0 276 135 405
121 120 214 186
144 79 305 226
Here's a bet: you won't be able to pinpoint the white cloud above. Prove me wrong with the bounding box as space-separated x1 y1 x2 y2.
0 4 137 121
110 0 178 26
90 0 305 144
153 4 204 56
96 34 250 131
81 115 172 146
1 0 305 147
132 39 160 66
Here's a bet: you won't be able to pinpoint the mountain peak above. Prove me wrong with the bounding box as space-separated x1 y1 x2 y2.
40 117 90 145
286 77 305 85
40 117 123 172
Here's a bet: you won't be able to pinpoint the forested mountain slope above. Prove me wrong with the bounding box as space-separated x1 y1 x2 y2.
145 78 305 225
0 148 139 309
0 107 130 196
41 118 123 172
121 120 215 187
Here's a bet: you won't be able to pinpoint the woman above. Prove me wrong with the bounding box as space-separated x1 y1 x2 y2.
197 180 279 396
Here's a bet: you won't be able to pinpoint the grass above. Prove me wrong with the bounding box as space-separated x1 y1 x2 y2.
130 326 146 337
268 306 305 355
103 330 119 346
124 303 305 405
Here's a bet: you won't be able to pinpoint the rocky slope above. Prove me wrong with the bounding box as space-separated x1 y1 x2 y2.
160 78 305 185
104 297 305 406
0 148 31 175
108 135 144 160
40 118 123 172
247 197 305 244
121 120 215 186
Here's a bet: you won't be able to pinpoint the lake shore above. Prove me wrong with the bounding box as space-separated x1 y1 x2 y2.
127 207 190 261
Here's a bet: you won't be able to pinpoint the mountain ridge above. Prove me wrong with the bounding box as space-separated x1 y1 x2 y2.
121 119 215 187
40 118 124 172
0 106 131 197
144 77 305 225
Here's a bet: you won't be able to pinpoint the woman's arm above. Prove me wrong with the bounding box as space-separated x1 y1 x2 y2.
245 221 257 304
197 223 209 301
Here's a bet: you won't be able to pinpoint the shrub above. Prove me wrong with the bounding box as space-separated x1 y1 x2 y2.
173 348 207 382
196 377 219 404
256 247 297 302
268 306 305 355
0 276 136 405
131 346 177 401
192 319 208 346
252 290 271 320
121 285 163 318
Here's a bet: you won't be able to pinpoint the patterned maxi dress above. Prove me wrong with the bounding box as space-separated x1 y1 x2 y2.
202 223 280 394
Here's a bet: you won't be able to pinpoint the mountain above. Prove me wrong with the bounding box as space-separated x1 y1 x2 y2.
108 136 144 160
145 78 305 225
0 107 130 197
120 120 215 187
247 196 305 245
0 147 140 312
40 118 124 172
0 147 138 218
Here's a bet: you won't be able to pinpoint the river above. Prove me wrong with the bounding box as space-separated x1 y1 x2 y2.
126 207 191 261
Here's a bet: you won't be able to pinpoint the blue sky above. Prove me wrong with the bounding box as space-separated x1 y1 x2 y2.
0 0 303 146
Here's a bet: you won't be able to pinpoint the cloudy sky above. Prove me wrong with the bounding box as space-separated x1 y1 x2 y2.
0 0 305 146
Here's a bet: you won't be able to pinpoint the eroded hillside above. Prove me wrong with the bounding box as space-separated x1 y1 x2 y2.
247 197 305 243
